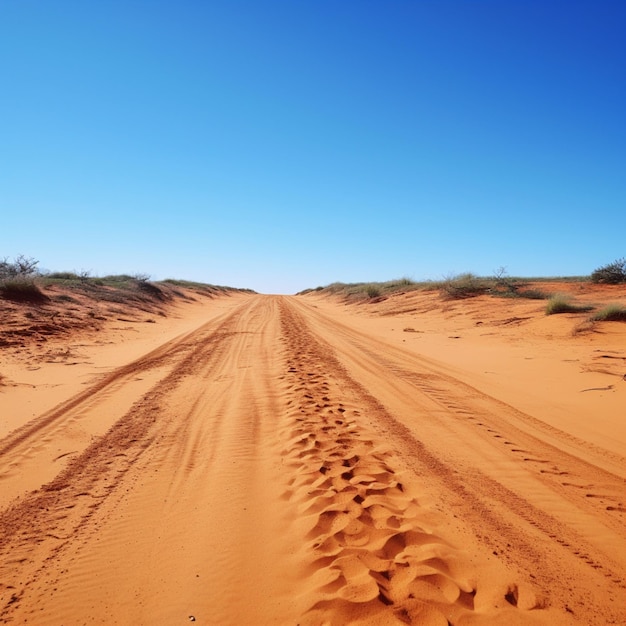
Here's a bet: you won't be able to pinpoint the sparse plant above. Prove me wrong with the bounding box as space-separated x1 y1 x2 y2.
590 304 626 322
0 256 47 303
101 274 136 283
491 266 525 296
493 266 512 288
517 289 550 300
46 271 80 280
545 295 594 315
591 258 626 284
136 280 167 300
0 255 39 279
388 277 415 288
440 273 490 299
366 285 381 299
0 278 48 303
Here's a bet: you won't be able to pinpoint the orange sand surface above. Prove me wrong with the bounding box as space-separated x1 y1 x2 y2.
0 284 624 625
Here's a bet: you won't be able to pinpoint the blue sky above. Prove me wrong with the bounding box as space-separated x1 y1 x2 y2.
1 1 624 294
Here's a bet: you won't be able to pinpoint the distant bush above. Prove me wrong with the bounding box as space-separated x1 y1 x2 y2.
546 295 594 315
0 255 39 280
591 258 626 284
100 274 136 283
518 289 550 300
0 256 48 303
46 271 80 280
440 273 490 299
496 288 550 300
136 280 167 300
590 304 626 322
387 277 415 289
366 285 381 298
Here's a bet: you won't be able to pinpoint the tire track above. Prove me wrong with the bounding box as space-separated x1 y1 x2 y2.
0 310 236 461
278 300 559 626
284 297 626 625
0 306 243 621
0 295 622 624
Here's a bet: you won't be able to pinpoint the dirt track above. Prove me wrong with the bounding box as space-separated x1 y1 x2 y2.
0 295 624 625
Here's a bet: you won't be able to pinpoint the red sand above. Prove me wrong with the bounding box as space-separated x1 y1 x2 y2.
0 284 624 624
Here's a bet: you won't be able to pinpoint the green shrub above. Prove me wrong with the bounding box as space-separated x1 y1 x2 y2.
590 304 626 322
545 295 594 315
366 285 381 298
591 258 626 284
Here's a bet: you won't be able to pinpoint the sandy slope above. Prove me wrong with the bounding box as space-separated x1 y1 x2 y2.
0 290 624 625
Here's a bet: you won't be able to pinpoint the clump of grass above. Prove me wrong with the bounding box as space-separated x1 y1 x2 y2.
545 295 594 315
440 273 491 299
0 278 49 303
163 279 250 293
590 304 626 322
136 280 167 300
517 289 550 300
492 287 550 300
99 274 138 285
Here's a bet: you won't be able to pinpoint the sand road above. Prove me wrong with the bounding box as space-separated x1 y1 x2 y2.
0 295 624 625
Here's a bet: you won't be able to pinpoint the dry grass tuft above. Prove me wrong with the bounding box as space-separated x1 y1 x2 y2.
590 304 626 322
545 295 594 315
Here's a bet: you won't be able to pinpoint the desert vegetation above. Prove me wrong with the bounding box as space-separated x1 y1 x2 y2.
299 264 626 326
300 260 626 306
0 256 251 309
301 271 567 302
545 295 595 316
0 255 48 303
591 258 626 284
590 304 626 322
1 257 625 624
0 255 254 349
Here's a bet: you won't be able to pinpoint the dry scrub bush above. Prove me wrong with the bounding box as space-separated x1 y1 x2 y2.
0 255 48 303
591 258 626 284
440 273 490 299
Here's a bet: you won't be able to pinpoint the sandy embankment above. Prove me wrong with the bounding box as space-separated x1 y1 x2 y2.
0 284 624 625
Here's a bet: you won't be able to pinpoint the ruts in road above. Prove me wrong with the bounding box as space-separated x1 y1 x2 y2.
0 296 624 625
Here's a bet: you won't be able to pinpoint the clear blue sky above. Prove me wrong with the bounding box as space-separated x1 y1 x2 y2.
1 1 624 294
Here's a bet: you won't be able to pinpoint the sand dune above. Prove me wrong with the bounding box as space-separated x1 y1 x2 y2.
0 286 624 624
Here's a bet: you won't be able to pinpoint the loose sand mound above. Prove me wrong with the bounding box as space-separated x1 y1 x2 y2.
0 284 623 624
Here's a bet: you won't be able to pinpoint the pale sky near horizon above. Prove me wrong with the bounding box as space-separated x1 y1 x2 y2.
2 1 624 294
